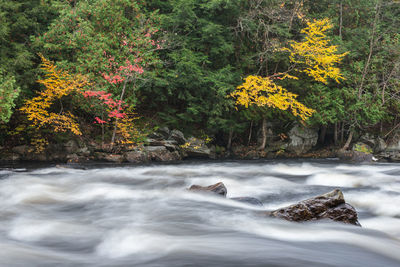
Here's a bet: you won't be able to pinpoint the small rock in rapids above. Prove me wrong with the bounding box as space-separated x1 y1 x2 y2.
231 197 264 207
188 182 227 197
269 189 360 226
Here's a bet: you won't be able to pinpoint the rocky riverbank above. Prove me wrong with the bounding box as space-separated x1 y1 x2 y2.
2 124 400 163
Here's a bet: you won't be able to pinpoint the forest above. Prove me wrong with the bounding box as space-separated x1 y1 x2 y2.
2 2 400 265
1 0 400 159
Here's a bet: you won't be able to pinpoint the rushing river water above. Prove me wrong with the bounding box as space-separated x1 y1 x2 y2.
1 159 400 266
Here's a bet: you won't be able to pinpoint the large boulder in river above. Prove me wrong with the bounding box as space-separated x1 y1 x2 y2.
286 124 318 155
188 182 227 197
187 183 359 226
269 189 360 226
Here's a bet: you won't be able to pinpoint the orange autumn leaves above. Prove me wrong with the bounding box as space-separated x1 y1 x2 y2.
231 19 347 121
20 54 88 135
20 55 138 146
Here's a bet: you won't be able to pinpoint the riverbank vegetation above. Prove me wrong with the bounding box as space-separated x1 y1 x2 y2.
1 0 400 155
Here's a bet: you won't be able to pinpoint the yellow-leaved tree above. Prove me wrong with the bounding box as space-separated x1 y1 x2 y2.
232 75 314 121
20 54 89 151
231 75 315 150
285 18 348 84
231 18 347 150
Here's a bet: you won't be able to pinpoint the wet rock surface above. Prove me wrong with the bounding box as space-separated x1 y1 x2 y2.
188 182 227 197
231 197 264 207
125 150 150 163
182 137 212 158
0 127 214 163
188 183 359 226
269 189 360 226
169 129 187 145
337 149 374 163
286 124 318 155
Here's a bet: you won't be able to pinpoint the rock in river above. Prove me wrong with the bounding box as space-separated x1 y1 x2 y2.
187 183 359 226
231 197 264 207
188 182 227 197
269 189 360 226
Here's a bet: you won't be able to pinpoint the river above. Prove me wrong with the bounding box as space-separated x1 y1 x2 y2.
0 159 400 266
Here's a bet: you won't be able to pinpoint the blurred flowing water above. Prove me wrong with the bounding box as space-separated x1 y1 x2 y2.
1 159 400 266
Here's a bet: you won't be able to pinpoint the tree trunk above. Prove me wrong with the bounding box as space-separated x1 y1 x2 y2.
227 129 233 151
101 112 105 149
342 130 353 151
334 122 338 146
111 79 128 146
340 122 344 143
247 120 253 146
258 117 267 150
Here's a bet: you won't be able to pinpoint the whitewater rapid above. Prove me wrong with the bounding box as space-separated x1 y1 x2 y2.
0 160 399 266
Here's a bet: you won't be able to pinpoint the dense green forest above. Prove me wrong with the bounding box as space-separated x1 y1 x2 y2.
1 0 399 153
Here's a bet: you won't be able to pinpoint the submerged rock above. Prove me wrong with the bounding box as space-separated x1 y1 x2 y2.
188 182 227 197
231 197 263 207
269 189 360 226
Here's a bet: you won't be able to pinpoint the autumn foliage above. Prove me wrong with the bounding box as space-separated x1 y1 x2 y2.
285 18 348 84
20 54 89 135
20 55 144 148
231 19 347 122
231 75 315 120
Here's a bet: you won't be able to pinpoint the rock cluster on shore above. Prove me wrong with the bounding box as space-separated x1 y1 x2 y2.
3 124 400 163
0 128 213 163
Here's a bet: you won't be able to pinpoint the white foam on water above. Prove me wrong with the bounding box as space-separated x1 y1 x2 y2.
208 213 400 262
361 217 400 239
380 183 400 193
306 173 369 187
72 183 141 201
334 164 399 173
0 182 70 206
346 191 400 217
1 162 400 265
96 228 175 258
185 176 298 198
306 172 398 188
270 163 324 176
179 190 265 211
8 218 99 242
